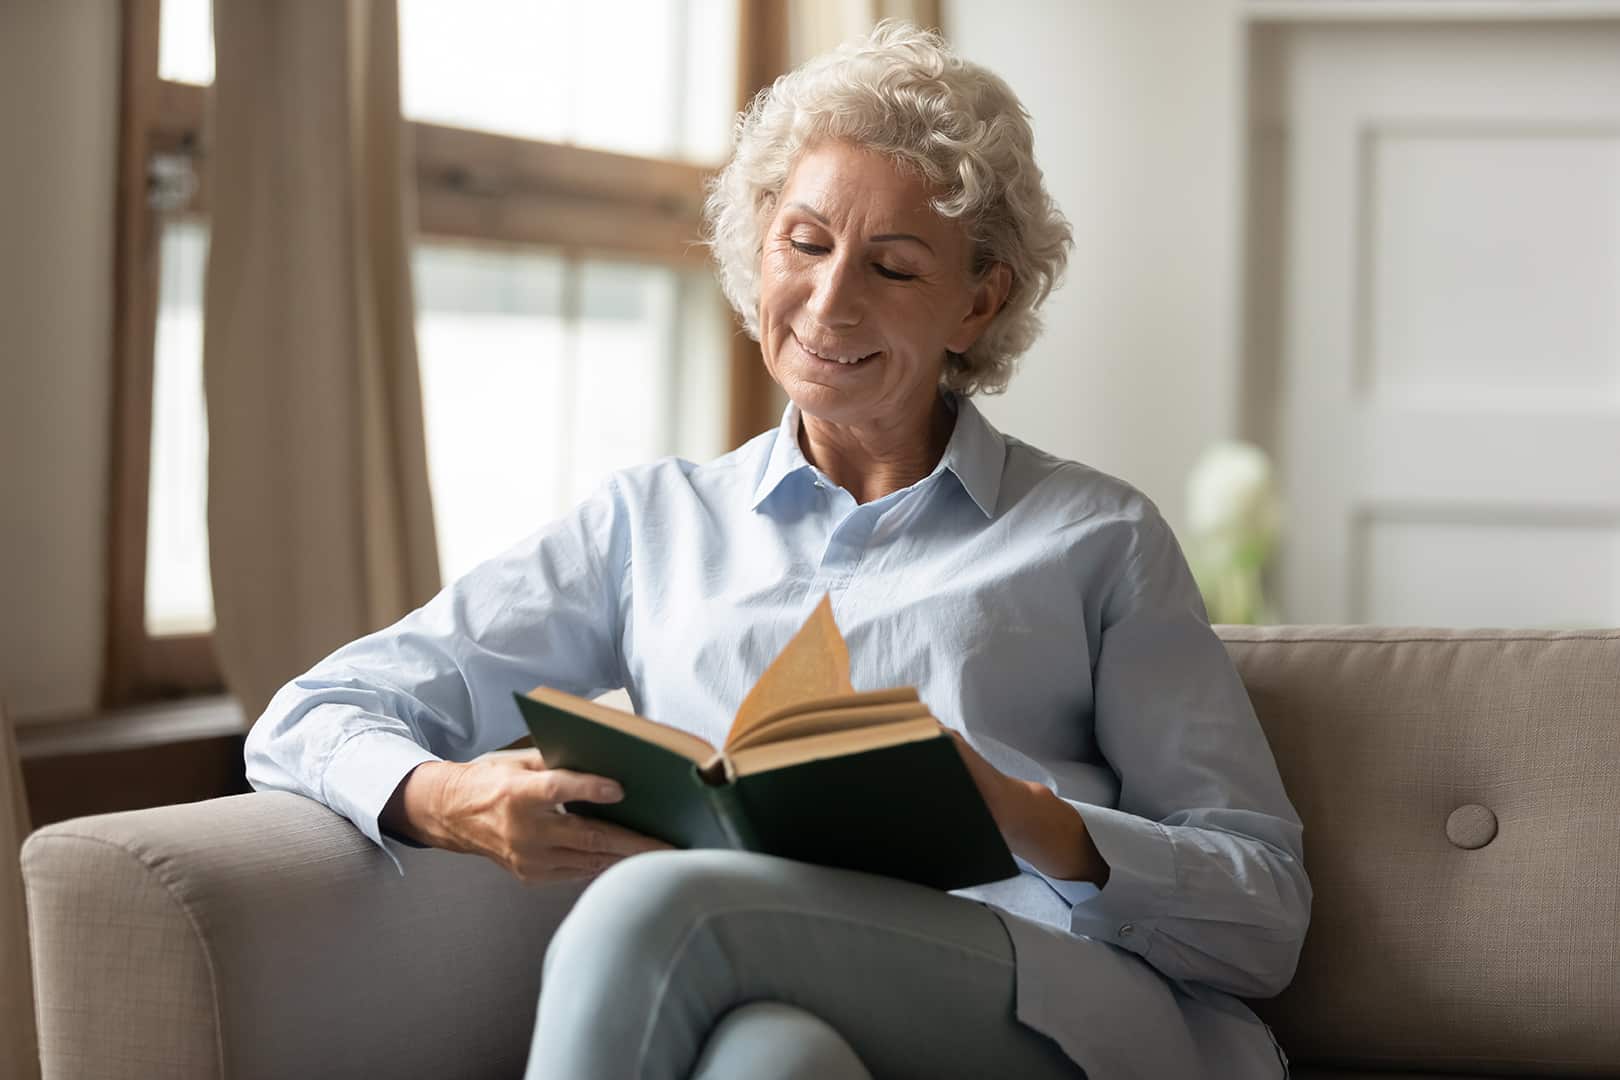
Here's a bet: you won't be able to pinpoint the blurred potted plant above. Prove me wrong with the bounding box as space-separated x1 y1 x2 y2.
1185 441 1281 625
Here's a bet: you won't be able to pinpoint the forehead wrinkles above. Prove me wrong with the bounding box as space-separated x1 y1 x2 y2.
783 153 939 236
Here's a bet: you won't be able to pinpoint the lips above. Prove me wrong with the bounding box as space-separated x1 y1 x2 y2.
795 333 880 366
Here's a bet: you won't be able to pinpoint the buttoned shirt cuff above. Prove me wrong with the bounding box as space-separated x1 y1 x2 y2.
1040 801 1177 958
320 728 442 875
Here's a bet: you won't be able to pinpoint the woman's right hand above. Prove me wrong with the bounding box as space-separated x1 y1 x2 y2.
381 749 672 884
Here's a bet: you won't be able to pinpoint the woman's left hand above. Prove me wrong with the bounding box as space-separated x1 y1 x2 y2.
944 728 1111 887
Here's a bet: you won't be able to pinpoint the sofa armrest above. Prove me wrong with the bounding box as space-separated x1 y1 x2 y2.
21 791 586 1079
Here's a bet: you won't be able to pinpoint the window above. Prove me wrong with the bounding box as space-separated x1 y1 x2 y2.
106 0 786 706
413 244 730 582
156 0 211 84
146 219 212 636
398 0 737 164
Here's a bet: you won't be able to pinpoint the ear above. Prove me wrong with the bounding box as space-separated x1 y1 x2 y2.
946 262 1013 355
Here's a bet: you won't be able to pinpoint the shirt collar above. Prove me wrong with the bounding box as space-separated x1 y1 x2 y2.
749 400 813 509
749 392 1007 518
940 394 1007 518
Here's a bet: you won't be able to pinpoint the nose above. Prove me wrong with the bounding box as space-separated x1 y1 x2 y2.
806 252 863 328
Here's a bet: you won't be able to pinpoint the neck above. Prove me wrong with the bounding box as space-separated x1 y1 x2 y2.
798 393 956 504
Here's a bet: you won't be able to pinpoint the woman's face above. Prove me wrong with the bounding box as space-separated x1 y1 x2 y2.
757 140 996 431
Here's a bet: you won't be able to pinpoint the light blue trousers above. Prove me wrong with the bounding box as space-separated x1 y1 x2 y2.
526 849 1086 1080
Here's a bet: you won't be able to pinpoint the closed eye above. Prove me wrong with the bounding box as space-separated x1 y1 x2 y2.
789 240 916 281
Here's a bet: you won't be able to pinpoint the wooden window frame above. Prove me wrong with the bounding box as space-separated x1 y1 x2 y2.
104 0 787 708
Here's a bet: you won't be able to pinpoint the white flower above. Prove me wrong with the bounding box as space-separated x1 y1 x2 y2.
1186 441 1280 548
1185 441 1283 624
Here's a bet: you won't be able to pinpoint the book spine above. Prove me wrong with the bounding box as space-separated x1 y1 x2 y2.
692 769 763 852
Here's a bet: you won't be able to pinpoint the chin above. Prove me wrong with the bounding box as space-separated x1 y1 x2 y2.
784 384 873 426
786 382 854 414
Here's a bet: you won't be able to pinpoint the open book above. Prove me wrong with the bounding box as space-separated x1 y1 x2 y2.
513 596 1017 890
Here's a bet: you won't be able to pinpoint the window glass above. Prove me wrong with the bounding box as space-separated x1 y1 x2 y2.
413 243 732 583
140 232 737 630
398 0 739 164
158 0 215 85
145 220 215 636
158 0 741 165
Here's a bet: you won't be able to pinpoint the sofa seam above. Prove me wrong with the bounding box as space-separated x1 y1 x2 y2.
24 832 228 1079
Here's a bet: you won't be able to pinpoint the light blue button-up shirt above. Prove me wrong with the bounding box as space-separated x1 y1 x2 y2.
246 393 1308 1077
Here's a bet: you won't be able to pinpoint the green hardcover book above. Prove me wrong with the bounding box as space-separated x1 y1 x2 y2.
510 596 1018 891
513 688 1017 890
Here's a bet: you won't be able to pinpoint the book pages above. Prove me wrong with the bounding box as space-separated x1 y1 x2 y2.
727 594 854 745
725 698 932 753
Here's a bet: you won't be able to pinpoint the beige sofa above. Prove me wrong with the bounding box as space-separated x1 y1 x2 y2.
20 626 1620 1078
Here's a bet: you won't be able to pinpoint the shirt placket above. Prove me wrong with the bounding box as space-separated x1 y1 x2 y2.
807 480 876 598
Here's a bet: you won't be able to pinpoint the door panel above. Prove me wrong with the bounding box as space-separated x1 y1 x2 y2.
1253 22 1620 626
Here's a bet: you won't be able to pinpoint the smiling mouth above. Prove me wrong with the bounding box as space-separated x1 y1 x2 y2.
796 334 880 366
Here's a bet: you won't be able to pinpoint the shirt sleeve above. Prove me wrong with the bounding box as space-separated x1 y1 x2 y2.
1037 507 1313 998
243 477 632 873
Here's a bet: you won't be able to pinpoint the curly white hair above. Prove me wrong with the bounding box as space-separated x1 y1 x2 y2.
702 20 1072 396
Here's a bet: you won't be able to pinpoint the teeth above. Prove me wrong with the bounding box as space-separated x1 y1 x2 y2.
803 340 871 364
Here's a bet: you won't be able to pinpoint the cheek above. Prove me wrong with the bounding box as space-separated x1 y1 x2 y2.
757 255 792 307
759 261 813 318
889 300 945 349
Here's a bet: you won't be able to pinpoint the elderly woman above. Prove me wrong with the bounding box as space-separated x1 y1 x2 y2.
246 22 1309 1080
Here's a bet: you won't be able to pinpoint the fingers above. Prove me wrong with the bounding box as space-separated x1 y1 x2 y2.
469 761 673 884
539 849 627 877
513 767 624 808
505 822 673 885
546 812 673 858
503 849 624 885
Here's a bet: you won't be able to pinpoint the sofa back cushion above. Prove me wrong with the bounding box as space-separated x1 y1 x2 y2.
1218 627 1620 1076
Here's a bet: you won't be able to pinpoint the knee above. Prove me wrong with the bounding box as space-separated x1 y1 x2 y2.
690 1002 871 1080
543 850 763 982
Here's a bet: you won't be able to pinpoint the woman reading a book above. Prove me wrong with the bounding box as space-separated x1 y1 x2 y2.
247 21 1309 1079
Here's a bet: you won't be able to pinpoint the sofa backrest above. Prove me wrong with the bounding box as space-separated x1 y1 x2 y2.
1217 626 1620 1076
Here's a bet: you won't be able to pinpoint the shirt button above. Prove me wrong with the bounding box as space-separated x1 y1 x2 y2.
1118 923 1135 937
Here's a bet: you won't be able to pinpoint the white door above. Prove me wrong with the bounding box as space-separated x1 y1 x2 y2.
1254 21 1620 627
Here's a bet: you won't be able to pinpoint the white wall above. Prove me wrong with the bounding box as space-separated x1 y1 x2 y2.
0 2 120 720
945 0 1245 533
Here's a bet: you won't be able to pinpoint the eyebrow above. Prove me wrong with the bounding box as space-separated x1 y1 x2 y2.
785 201 936 254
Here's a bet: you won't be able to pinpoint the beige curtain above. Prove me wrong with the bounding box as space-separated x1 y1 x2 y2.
788 0 942 65
1 701 39 1080
204 0 440 720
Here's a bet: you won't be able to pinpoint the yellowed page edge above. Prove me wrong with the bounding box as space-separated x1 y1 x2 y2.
730 686 920 743
725 700 934 753
727 717 944 777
